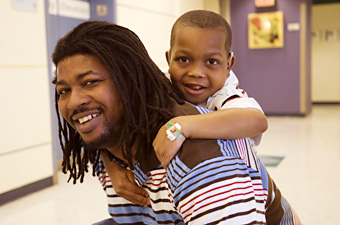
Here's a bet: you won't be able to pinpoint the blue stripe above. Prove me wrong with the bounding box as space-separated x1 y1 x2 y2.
108 204 185 224
171 157 249 204
280 197 294 225
96 158 105 175
194 105 212 114
257 159 269 191
167 155 190 191
217 139 240 157
133 162 149 186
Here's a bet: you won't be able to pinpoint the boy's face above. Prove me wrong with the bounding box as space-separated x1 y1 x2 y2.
55 54 123 149
167 26 231 105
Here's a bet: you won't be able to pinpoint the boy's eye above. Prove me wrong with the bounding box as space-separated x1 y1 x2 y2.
207 59 218 65
178 57 189 63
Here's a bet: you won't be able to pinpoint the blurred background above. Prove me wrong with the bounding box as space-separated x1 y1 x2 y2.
0 0 339 224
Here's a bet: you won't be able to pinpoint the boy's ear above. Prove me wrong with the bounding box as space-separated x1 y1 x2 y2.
165 51 171 65
228 55 235 70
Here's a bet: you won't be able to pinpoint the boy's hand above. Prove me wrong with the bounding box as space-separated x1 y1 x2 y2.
153 123 186 169
101 152 150 207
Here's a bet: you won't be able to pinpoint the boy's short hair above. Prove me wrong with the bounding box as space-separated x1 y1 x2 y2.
170 10 232 54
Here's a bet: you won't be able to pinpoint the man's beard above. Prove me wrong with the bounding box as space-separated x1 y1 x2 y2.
82 124 117 150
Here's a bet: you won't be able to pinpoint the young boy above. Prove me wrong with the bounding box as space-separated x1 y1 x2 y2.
154 10 267 167
108 10 267 206
153 11 300 224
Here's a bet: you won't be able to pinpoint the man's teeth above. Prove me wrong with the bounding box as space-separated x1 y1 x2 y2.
78 114 99 124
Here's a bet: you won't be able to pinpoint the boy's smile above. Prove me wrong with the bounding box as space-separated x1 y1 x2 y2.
167 26 231 105
182 82 208 99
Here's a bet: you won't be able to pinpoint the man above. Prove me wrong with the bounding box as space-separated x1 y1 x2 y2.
52 21 300 224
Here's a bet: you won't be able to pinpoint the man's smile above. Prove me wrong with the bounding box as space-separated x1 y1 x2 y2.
71 110 102 133
77 113 100 124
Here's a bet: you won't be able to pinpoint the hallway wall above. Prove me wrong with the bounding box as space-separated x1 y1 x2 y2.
0 0 53 202
311 3 340 102
115 0 219 69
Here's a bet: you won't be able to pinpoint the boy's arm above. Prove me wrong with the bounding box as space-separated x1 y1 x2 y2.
100 151 150 207
153 107 267 168
179 107 267 140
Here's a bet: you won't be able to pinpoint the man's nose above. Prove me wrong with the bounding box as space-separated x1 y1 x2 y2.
67 88 91 110
187 63 206 78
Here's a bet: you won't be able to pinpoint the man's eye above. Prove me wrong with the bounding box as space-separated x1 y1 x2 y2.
84 80 99 86
57 89 69 96
207 59 218 65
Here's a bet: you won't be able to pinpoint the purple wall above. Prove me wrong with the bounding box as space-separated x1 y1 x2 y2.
230 0 312 115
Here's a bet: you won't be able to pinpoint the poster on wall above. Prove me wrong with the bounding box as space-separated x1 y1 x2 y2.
255 0 275 7
13 0 38 12
248 11 284 49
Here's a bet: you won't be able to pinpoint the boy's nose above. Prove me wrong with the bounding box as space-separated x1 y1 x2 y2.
67 88 91 110
187 63 206 78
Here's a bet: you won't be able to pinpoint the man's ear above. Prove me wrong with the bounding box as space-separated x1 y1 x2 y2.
165 51 170 65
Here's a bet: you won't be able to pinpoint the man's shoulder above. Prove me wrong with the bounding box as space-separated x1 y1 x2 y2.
177 139 241 170
172 102 200 116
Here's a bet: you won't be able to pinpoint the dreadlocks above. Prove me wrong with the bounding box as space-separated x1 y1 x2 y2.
52 21 184 183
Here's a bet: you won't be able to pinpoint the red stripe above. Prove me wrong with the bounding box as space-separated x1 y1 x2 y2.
236 139 248 165
145 173 167 186
97 172 113 186
165 186 174 199
145 180 167 187
147 176 166 182
226 96 242 103
148 171 166 177
183 189 255 220
180 180 252 211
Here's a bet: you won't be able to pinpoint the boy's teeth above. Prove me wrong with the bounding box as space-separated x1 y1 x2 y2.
189 85 203 90
78 114 98 124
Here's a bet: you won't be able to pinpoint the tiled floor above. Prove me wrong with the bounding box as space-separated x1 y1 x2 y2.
0 104 339 224
258 104 340 224
0 171 109 225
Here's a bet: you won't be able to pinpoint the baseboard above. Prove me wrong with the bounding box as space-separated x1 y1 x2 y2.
0 176 53 206
313 102 340 105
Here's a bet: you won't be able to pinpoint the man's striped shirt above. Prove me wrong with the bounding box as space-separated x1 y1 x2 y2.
96 102 300 224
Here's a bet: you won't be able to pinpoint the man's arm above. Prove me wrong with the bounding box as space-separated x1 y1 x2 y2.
100 151 150 207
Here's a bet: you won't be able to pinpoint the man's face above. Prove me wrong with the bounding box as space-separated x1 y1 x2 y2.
167 26 230 105
55 54 123 149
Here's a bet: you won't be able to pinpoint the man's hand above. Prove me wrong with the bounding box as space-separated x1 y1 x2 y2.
101 152 150 207
153 123 186 169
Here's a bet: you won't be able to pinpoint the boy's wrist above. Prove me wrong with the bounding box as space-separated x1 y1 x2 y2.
170 116 191 139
